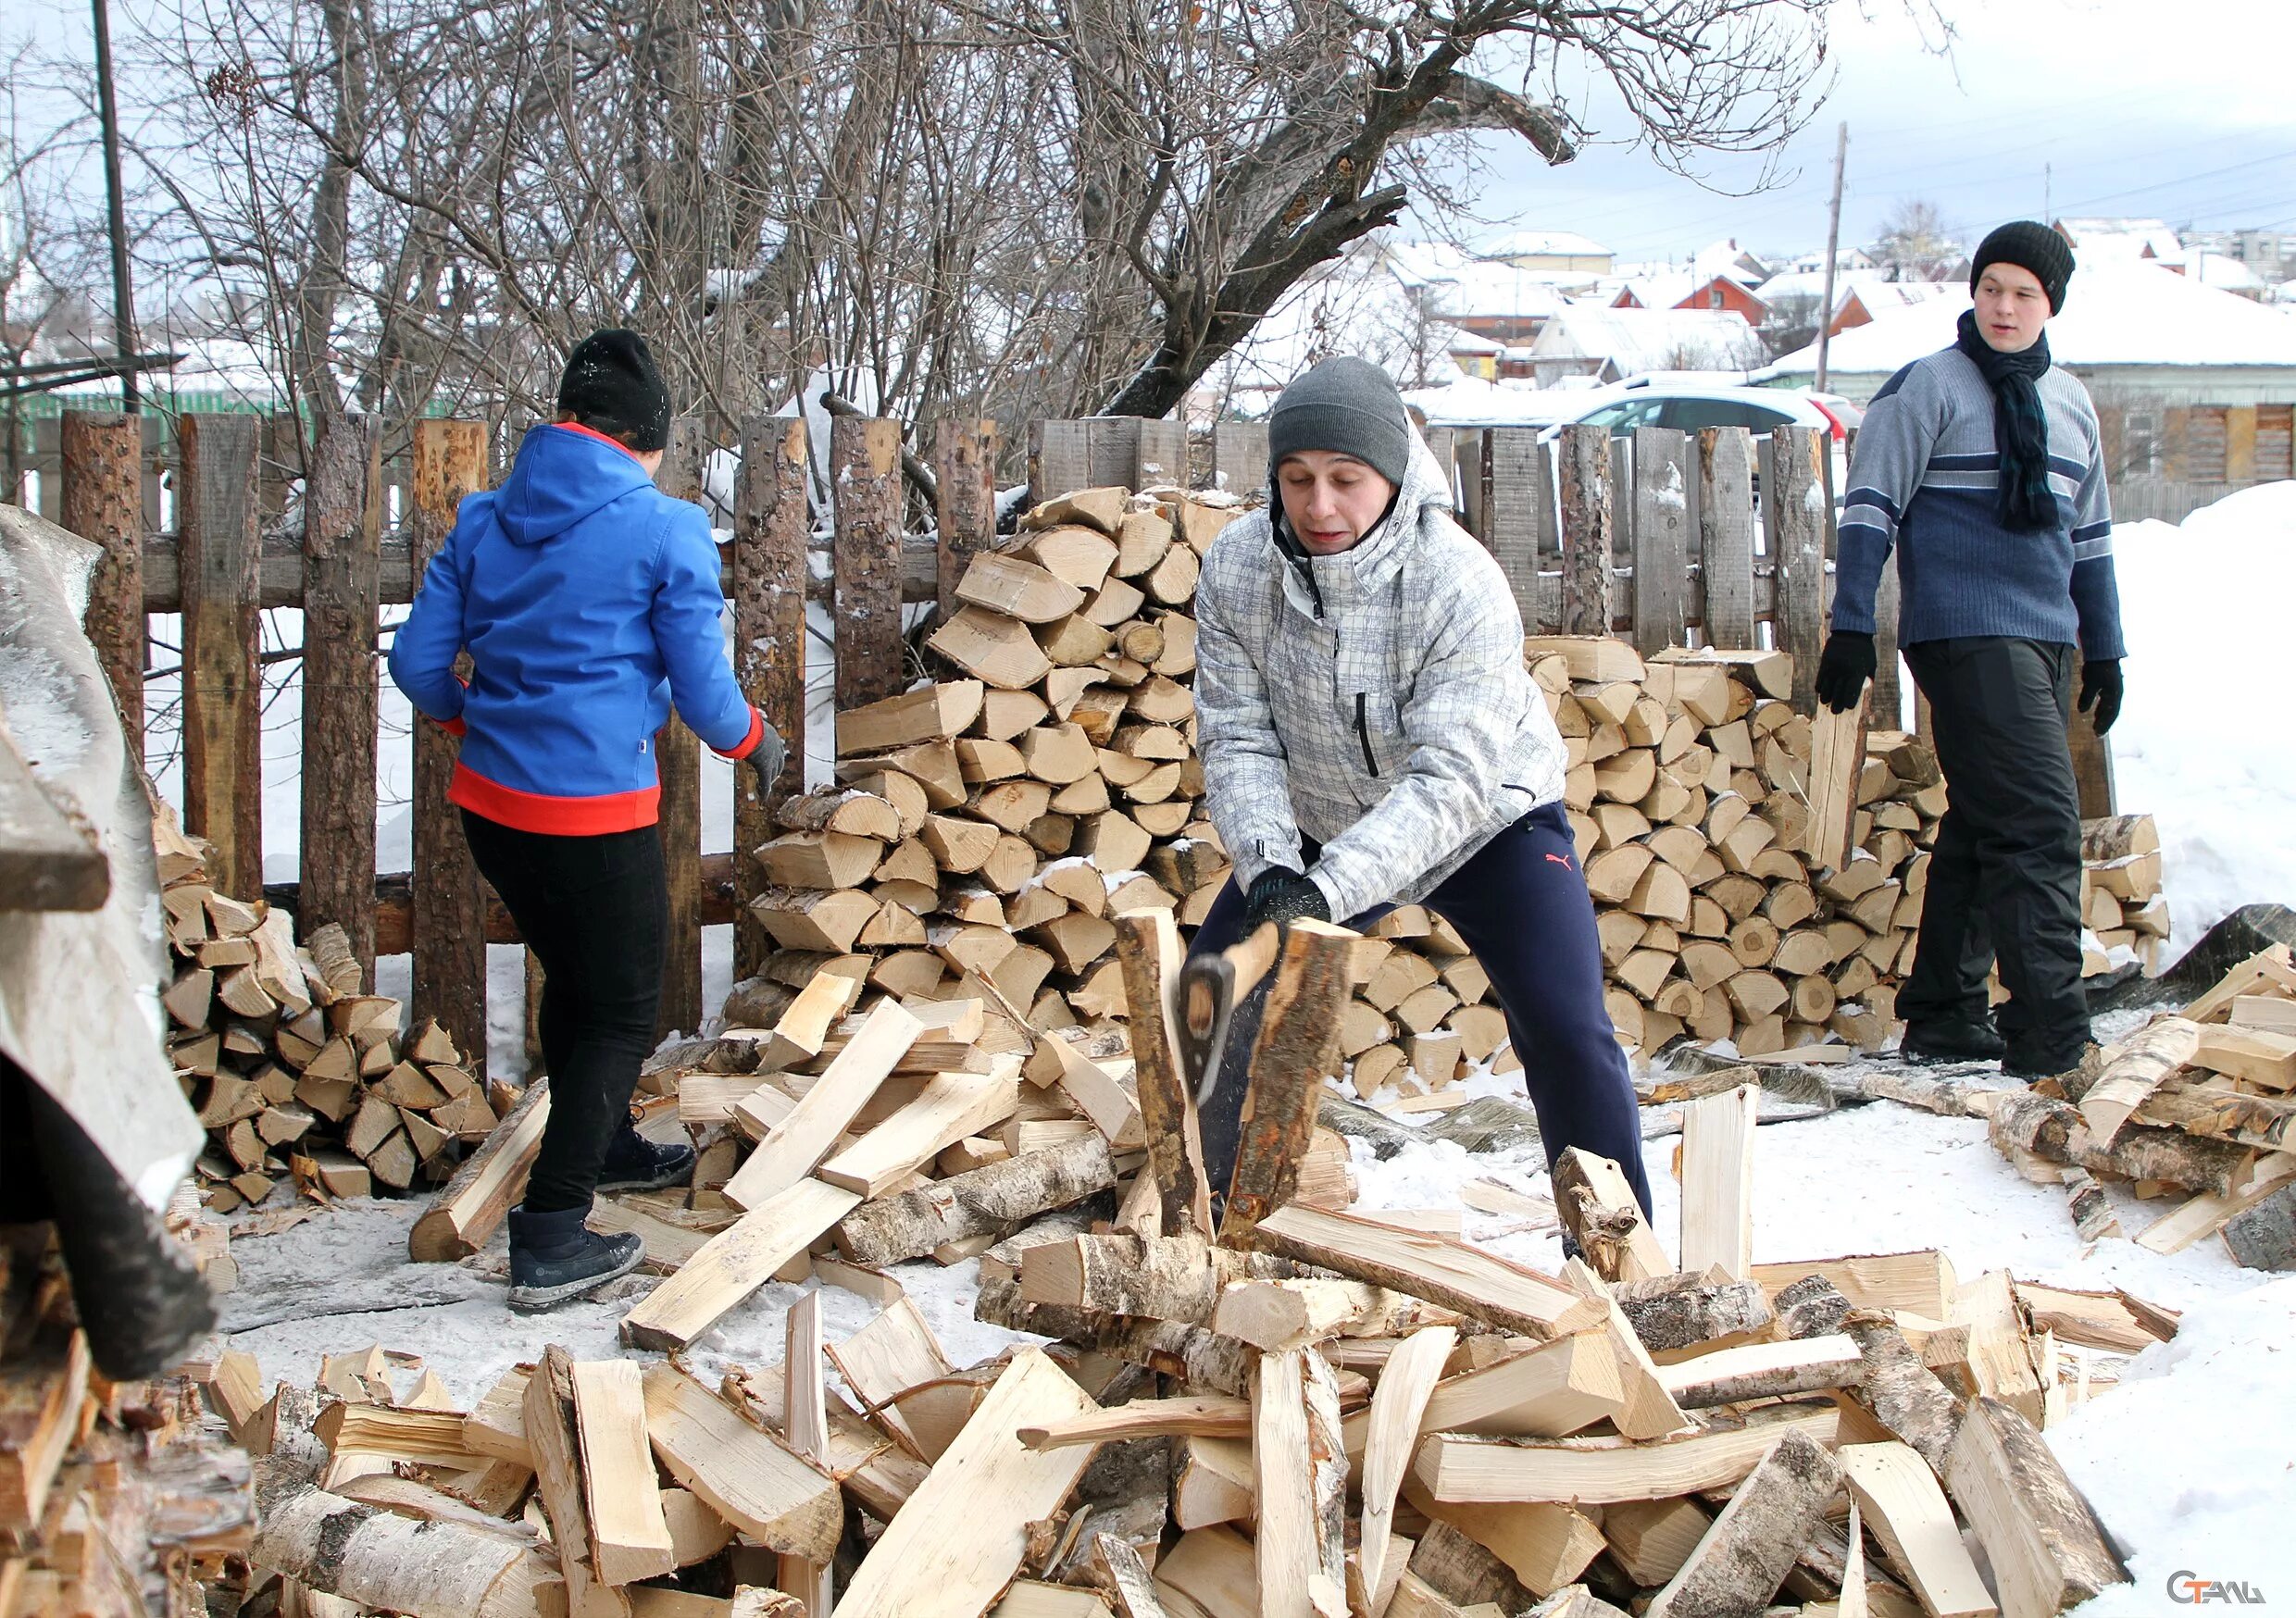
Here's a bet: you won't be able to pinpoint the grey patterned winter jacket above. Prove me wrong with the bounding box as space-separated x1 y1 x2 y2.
1193 429 1568 923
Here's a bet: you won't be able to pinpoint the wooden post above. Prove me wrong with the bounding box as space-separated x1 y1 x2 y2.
1481 429 1543 634
300 412 382 983
1871 565 1903 728
1766 427 1828 709
653 418 708 1039
933 419 998 622
1137 418 1188 491
1697 427 1756 648
408 418 491 1081
1453 429 1488 542
1557 426 1615 636
1212 420 1269 497
1087 417 1142 490
2068 718 2115 819
59 410 144 748
177 413 263 900
831 416 905 712
1629 426 1691 655
732 417 809 981
1029 419 1091 502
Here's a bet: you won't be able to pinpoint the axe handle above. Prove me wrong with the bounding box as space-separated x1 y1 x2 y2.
1224 921 1285 1000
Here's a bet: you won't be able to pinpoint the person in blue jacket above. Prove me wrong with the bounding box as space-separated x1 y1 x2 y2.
389 330 784 1311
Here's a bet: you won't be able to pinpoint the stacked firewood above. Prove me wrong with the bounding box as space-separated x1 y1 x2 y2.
155 808 499 1212
259 940 2174 1617
1966 943 2296 1269
2077 814 2171 976
0 1226 250 1618
739 483 1237 1033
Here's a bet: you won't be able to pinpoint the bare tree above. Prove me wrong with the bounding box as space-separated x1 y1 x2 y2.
1870 198 1961 282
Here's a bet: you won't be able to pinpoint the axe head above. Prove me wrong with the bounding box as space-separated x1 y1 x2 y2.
1176 952 1243 1107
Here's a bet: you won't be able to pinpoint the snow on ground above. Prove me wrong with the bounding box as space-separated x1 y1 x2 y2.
2112 480 2296 950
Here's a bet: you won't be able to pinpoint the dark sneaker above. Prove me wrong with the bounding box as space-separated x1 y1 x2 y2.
596 1123 697 1193
506 1204 644 1313
1901 1018 2006 1065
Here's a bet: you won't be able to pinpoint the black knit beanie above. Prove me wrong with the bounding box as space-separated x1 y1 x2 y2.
1969 221 2075 314
557 329 672 452
1267 356 1412 489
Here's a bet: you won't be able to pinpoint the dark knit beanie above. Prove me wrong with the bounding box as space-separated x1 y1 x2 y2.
1267 356 1412 488
1969 221 2075 314
557 329 672 452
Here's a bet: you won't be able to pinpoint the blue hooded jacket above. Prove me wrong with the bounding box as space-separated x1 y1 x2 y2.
387 422 764 834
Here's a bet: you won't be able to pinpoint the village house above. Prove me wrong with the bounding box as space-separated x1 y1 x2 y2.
1529 305 1770 387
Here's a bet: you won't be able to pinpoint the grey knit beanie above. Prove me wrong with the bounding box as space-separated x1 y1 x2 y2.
1970 221 2075 314
1267 356 1411 488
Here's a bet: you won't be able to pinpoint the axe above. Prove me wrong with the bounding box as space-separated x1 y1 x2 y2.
1174 921 1285 1107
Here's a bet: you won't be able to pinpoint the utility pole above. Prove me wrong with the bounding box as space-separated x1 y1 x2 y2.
1815 121 1848 396
92 0 138 413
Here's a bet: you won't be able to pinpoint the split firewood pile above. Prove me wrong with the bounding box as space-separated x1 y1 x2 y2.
154 807 504 1214
737 483 1234 1036
214 905 2178 1618
1936 942 2296 1271
0 1215 251 1618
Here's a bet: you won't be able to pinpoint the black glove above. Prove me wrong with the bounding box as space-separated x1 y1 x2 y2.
1242 868 1331 931
1814 631 1876 714
2079 659 2123 737
746 716 789 793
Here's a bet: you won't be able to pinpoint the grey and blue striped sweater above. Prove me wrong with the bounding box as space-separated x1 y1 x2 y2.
1831 345 2124 660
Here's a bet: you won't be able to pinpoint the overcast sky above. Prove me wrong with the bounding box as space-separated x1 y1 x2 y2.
1431 0 2296 267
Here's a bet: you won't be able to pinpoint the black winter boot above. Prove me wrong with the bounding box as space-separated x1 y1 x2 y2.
1901 1017 2006 1065
506 1204 644 1313
596 1121 697 1193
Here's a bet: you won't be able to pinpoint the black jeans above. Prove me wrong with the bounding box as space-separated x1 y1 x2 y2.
459 811 667 1214
1190 801 1653 1216
1900 637 2090 1065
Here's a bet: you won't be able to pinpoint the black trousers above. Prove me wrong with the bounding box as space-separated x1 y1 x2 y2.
1189 802 1653 1216
1899 638 2090 1065
459 811 667 1214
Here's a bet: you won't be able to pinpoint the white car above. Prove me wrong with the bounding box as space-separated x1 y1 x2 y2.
1536 383 1858 443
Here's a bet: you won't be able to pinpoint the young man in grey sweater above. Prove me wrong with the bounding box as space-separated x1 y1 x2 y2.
1815 221 2125 1080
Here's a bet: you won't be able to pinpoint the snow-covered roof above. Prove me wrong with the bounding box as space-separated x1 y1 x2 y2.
1841 280 1962 314
1479 229 1613 261
1761 256 2296 375
1423 261 1578 321
1441 325 1506 355
2054 217 2183 262
2179 250 2265 292
1615 270 1764 314
1532 307 1770 375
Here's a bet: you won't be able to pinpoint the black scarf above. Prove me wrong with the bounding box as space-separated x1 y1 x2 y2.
1954 307 2057 532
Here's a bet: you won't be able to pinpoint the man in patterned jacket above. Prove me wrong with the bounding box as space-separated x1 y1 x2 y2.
1816 222 2125 1081
1190 355 1650 1215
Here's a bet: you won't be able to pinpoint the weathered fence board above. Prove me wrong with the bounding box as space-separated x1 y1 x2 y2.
1697 426 1758 649
733 417 812 980
1629 427 1691 654
59 411 144 751
933 419 998 619
1482 429 1541 630
1557 425 1615 635
177 414 264 901
654 421 708 1039
831 417 905 711
1766 427 1828 710
300 413 382 983
407 418 491 1080
1211 421 1267 496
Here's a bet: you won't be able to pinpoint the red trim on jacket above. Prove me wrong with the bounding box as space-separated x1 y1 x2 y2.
716 706 765 761
552 420 643 460
448 762 661 834
435 715 468 738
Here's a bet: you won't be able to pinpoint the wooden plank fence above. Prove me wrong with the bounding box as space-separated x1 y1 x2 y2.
48 406 2115 1076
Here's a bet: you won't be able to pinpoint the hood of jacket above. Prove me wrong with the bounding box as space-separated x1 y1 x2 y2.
494 423 655 546
1271 426 1456 612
